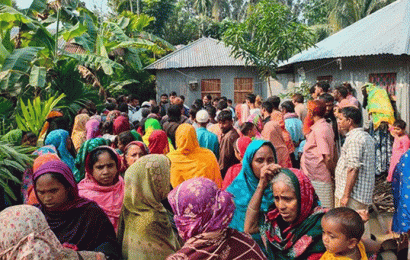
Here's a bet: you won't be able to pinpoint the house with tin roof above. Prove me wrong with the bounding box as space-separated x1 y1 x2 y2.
146 37 267 106
274 0 410 125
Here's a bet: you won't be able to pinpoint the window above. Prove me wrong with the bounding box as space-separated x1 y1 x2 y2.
369 73 396 96
201 79 221 99
234 78 254 104
317 75 333 83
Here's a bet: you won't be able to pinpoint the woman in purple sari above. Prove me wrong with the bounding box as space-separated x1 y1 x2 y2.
33 160 121 259
166 177 267 260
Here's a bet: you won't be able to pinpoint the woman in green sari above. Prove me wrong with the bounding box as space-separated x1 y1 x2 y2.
245 168 326 260
118 154 180 259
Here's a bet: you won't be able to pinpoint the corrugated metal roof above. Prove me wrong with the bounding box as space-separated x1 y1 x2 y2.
280 0 410 67
145 37 249 70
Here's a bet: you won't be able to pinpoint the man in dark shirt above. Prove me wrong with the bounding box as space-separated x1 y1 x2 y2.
218 110 240 178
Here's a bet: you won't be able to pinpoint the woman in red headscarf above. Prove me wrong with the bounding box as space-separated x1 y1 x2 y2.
148 130 170 154
222 136 253 190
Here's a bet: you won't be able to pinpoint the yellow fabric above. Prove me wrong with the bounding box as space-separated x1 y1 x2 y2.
167 124 223 188
118 154 180 260
71 114 90 152
365 83 395 129
320 242 367 260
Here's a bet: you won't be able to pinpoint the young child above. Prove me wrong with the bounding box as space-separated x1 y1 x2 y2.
321 207 367 260
388 119 410 182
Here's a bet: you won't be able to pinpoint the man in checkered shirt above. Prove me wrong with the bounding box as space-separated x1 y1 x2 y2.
334 106 375 237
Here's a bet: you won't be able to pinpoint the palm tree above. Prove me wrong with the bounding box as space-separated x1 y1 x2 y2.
328 0 397 32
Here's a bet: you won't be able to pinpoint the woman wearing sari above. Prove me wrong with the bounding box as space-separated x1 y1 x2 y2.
148 130 170 154
73 138 110 183
26 153 61 205
78 146 124 232
72 113 90 152
0 205 106 260
226 140 277 251
261 121 292 168
166 177 267 260
123 141 150 168
113 115 131 135
142 118 162 145
245 168 327 260
33 160 121 258
118 154 180 259
44 129 77 172
167 123 223 188
86 115 102 140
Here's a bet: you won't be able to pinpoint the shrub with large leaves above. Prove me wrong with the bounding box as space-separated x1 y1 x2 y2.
15 93 66 136
0 142 34 201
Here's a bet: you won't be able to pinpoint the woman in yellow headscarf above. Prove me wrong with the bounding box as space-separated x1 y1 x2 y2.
167 123 223 188
71 113 90 152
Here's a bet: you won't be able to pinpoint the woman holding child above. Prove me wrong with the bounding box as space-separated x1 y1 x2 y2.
245 167 327 259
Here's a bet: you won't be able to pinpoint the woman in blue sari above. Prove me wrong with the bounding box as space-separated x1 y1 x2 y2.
226 140 277 251
392 150 410 233
45 130 77 172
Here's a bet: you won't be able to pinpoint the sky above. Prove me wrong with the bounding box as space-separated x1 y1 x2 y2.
15 0 109 13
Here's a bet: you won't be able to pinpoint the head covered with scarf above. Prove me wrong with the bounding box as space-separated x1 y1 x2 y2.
227 140 277 232
113 115 131 135
73 138 110 182
148 130 170 154
123 141 150 168
25 154 62 205
78 146 124 232
71 113 90 151
33 160 119 254
44 129 76 172
86 115 102 140
167 123 223 188
119 154 180 259
303 100 326 135
33 160 91 212
0 205 64 259
261 121 292 168
235 136 252 158
142 118 162 145
168 177 235 241
261 168 326 259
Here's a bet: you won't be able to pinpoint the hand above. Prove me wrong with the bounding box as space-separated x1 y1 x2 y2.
356 209 369 223
340 196 349 207
258 164 281 190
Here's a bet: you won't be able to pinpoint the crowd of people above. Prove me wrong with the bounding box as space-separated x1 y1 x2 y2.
0 81 409 260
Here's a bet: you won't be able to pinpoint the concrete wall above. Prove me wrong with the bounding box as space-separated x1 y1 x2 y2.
275 55 410 128
155 66 266 106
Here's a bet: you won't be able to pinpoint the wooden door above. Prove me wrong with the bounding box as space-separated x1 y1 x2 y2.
234 78 254 104
201 79 221 99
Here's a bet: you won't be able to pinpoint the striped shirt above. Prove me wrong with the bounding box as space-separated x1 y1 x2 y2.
335 128 376 205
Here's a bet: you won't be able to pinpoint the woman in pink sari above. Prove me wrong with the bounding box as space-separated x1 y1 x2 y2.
261 121 292 168
78 146 124 232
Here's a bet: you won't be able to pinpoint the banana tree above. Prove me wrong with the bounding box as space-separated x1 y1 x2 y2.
0 142 34 203
15 93 66 136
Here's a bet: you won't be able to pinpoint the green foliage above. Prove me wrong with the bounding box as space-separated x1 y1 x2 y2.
0 97 14 135
15 93 66 135
223 0 314 80
327 0 397 33
279 81 312 100
0 47 43 96
47 58 102 120
0 142 34 201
